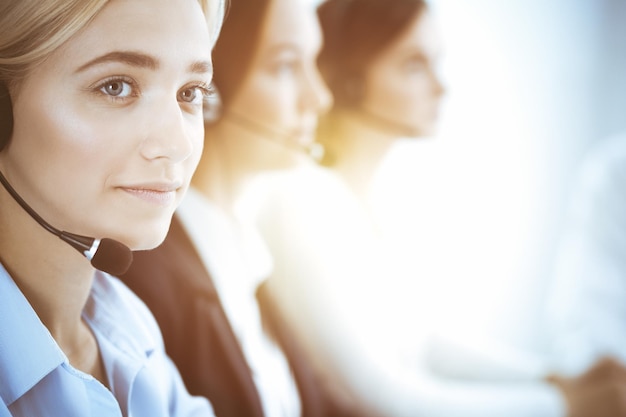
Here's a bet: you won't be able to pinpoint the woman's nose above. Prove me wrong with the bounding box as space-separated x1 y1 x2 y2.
431 67 446 98
302 65 333 115
140 99 196 163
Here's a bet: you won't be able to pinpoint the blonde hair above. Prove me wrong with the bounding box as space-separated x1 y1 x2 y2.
0 0 225 85
200 0 227 49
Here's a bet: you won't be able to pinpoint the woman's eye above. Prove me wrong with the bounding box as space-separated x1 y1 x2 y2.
99 79 134 97
178 85 208 105
277 62 295 72
404 57 428 74
279 62 298 74
270 58 299 76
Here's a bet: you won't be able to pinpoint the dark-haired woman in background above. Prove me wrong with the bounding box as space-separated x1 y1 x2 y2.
120 1 363 416
252 1 626 416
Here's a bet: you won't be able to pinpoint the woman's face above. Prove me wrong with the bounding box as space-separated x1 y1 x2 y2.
360 10 445 137
225 0 332 167
0 0 213 250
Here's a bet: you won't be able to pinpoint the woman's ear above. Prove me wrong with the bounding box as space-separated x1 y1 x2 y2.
0 82 14 151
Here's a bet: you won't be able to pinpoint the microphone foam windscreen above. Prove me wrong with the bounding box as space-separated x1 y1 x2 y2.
91 238 134 276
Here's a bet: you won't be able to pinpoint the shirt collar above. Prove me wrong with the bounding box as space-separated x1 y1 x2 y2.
0 263 67 406
83 270 157 363
0 264 157 409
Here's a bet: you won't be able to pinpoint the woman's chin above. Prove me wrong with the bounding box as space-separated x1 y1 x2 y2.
119 224 171 252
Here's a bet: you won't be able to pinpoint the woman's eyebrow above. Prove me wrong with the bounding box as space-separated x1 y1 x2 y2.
189 60 213 76
265 43 299 56
75 51 159 73
75 51 212 77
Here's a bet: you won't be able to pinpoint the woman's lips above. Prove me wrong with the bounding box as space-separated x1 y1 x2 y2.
120 183 181 206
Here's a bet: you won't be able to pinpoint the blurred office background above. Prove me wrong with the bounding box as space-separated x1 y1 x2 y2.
368 0 626 358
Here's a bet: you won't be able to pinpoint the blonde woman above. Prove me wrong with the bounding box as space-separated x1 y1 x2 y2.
0 0 224 415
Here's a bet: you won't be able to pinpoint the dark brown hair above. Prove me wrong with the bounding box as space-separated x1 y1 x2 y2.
317 0 427 109
211 0 273 111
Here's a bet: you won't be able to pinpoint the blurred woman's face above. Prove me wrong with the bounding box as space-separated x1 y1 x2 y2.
225 0 332 167
360 10 445 137
0 0 213 250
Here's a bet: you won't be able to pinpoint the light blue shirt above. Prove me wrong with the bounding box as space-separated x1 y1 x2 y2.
0 263 215 417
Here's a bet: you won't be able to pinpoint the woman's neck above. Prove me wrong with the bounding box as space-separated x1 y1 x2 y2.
193 118 312 216
0 186 96 350
321 109 398 203
0 187 108 386
192 122 256 215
